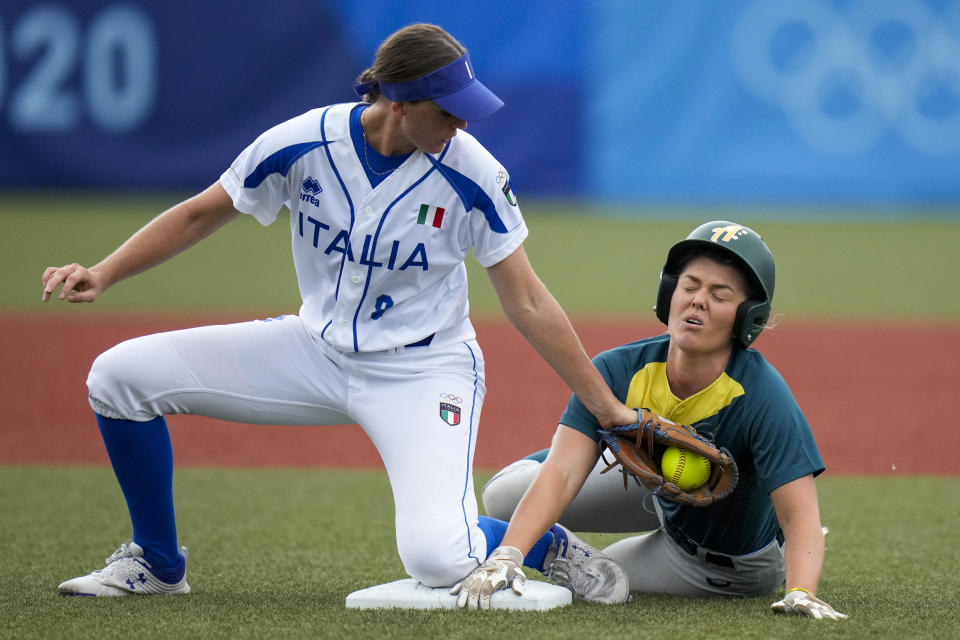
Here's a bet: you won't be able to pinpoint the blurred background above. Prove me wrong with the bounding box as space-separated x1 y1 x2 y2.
1 0 958 473
2 0 959 212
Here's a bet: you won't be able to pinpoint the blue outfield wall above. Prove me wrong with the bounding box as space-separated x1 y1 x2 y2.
586 0 960 207
1 0 958 208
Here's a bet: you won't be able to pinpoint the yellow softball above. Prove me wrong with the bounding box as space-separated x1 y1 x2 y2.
661 446 711 490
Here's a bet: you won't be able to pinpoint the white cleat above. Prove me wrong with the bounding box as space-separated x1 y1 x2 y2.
544 525 629 604
58 541 190 597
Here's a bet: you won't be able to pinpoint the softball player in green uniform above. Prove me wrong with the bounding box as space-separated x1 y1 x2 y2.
470 221 847 619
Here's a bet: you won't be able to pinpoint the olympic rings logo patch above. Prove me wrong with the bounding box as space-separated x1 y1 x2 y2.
732 0 960 156
440 393 463 405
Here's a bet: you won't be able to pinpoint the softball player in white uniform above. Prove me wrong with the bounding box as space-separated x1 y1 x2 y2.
43 23 636 596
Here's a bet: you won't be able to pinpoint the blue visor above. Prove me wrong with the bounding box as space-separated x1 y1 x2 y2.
354 54 504 122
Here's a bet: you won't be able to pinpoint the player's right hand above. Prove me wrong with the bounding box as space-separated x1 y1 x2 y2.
771 588 847 620
41 263 105 303
449 545 525 610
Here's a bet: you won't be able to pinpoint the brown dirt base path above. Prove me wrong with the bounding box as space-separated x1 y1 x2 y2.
2 314 957 475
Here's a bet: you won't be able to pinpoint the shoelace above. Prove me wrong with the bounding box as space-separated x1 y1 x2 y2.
104 542 134 565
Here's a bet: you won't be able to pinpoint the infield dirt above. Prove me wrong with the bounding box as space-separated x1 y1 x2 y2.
3 314 957 475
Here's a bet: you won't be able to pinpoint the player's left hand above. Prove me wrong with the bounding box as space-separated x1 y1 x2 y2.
449 546 525 610
771 589 847 620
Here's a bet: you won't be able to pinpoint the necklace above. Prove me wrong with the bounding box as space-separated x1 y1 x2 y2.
360 110 397 176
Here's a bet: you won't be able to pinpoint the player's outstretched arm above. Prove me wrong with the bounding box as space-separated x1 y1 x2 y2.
485 246 636 429
499 426 599 552
41 182 240 304
769 475 846 619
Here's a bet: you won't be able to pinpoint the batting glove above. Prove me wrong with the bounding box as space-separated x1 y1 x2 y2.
771 588 848 620
449 546 525 610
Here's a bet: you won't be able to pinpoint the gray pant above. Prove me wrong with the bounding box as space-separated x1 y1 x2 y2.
482 456 784 597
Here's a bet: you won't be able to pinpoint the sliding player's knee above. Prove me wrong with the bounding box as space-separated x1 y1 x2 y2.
480 458 542 521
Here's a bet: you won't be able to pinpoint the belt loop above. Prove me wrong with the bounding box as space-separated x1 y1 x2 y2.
664 520 734 568
704 551 735 569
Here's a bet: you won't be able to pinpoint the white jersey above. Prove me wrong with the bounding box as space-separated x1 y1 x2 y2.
220 102 527 352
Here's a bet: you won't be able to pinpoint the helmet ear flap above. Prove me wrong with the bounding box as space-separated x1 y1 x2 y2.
655 272 678 325
734 300 771 348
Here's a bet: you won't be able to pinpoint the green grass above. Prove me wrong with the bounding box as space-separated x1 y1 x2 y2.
3 191 959 320
1 191 299 316
1 466 958 639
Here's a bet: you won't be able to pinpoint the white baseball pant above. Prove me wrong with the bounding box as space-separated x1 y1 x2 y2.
482 456 784 596
86 314 488 587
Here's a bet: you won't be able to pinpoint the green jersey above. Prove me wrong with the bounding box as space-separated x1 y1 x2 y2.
559 334 824 556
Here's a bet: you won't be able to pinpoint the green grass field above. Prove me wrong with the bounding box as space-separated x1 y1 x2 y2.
3 191 959 319
3 193 959 638
1 467 958 640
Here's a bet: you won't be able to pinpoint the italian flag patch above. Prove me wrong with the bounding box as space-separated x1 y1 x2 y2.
418 204 445 228
439 402 461 426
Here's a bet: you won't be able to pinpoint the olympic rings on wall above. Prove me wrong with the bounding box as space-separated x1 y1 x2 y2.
732 0 960 156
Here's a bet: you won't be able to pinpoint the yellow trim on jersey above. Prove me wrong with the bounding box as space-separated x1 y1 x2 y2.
624 362 745 425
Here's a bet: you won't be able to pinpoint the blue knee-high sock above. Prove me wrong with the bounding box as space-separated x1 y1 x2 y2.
477 516 558 573
526 525 566 573
95 414 183 578
477 516 508 557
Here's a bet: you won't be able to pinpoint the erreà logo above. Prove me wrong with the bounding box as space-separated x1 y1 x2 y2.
710 225 748 243
300 177 323 207
301 177 322 195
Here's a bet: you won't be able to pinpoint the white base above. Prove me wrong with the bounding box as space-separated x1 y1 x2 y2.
345 578 572 611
